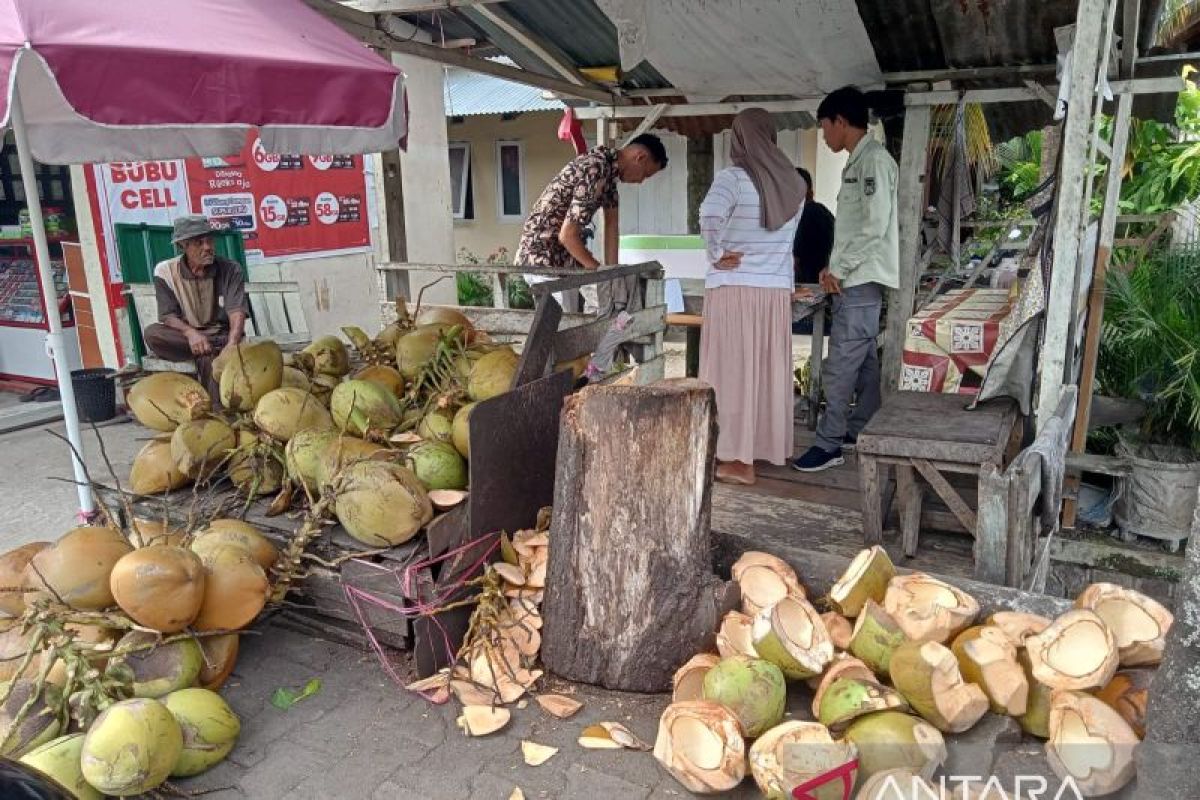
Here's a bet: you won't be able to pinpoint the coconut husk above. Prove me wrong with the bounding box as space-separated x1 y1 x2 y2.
219 340 283 412
1016 648 1053 739
578 724 623 750
170 418 236 479
457 705 510 737
109 546 206 633
198 634 239 691
126 372 210 431
192 545 270 632
888 640 989 733
1074 583 1174 667
1025 609 1119 692
985 611 1050 647
672 653 721 703
731 551 805 617
1093 669 1153 739
303 335 350 378
333 461 433 547
428 489 467 510
700 655 786 737
829 546 895 618
521 741 558 766
809 654 876 717
535 694 582 719
252 387 334 443
1045 691 1139 796
816 677 909 733
820 612 853 651
716 610 758 659
192 520 279 573
842 712 946 784
751 595 834 680
883 574 979 645
748 720 858 800
24 526 133 611
848 600 907 677
0 542 49 617
953 631 1028 717
950 625 1018 663
652 701 746 794
129 439 191 495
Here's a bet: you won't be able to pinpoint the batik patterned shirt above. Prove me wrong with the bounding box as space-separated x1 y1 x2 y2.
516 146 619 269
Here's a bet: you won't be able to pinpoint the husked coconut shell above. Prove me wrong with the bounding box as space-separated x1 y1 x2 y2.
253 387 334 442
751 595 834 680
986 611 1051 647
19 734 101 800
1074 582 1174 667
24 526 132 611
197 634 240 691
829 546 895 618
353 364 406 400
111 630 203 698
285 428 340 495
192 520 279 572
192 545 270 631
331 380 404 438
163 687 241 777
129 439 191 495
0 679 61 757
0 542 49 617
80 698 182 796
110 546 206 633
127 373 210 432
170 418 236 479
748 720 858 800
467 348 518 402
731 551 805 617
1045 690 1139 796
303 335 351 377
1024 609 1119 692
716 610 757 659
334 460 433 547
219 340 284 411
882 574 979 644
672 653 720 703
653 700 746 794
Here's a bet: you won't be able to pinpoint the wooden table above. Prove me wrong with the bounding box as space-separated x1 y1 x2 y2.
667 287 826 429
856 392 1020 576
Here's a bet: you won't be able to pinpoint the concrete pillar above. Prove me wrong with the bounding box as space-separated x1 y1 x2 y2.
69 166 122 368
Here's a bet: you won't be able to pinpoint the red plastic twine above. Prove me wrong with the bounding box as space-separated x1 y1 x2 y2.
791 758 859 800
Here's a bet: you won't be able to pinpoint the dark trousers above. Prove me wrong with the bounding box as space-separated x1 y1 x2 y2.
814 283 883 452
143 324 228 399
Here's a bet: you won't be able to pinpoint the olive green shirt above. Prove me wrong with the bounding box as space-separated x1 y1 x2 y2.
830 135 899 290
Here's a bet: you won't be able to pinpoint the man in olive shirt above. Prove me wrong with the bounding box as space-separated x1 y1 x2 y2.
794 86 899 472
143 215 249 397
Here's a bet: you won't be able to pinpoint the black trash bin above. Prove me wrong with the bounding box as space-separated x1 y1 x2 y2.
71 368 116 423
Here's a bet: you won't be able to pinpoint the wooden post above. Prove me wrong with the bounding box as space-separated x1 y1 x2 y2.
882 104 932 393
1136 483 1200 800
1036 0 1113 430
1062 92 1134 529
380 149 410 303
541 380 737 692
687 136 715 236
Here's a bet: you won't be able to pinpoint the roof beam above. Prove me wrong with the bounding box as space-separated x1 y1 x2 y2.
883 64 1058 84
467 4 593 87
305 0 616 104
576 98 822 119
343 0 506 11
904 75 1183 106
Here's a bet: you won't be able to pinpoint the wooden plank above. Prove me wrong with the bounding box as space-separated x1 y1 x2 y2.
531 262 664 296
283 292 309 335
666 313 703 327
896 463 923 557
884 104 932 392
551 305 666 364
913 458 978 533
859 454 885 545
513 294 562 386
858 396 1016 464
1066 451 1132 476
808 303 826 431
975 464 1010 584
1050 536 1183 579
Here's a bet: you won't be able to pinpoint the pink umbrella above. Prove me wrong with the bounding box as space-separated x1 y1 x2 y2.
0 0 407 515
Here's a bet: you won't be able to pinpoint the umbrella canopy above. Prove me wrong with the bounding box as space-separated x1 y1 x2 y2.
0 0 407 163
0 0 407 517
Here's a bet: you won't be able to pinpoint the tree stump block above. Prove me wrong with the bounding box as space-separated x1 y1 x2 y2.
541 379 736 692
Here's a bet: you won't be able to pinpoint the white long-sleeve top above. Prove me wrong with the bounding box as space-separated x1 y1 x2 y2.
699 166 802 291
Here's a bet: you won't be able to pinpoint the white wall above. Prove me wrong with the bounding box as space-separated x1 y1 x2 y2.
617 132 690 235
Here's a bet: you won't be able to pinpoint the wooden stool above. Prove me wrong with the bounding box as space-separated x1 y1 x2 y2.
856 393 1019 576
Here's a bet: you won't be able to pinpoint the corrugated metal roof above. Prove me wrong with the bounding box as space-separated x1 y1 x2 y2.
443 61 565 117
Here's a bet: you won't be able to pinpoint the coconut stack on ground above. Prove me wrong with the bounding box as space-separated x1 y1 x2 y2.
645 547 1172 798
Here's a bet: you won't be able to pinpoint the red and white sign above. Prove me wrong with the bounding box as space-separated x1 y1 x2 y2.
96 160 190 230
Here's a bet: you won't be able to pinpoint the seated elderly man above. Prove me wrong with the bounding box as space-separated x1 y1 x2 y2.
142 215 248 396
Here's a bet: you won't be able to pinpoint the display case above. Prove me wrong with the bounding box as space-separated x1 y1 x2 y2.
0 238 81 383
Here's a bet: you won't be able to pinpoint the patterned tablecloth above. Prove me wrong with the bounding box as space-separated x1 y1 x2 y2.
900 288 1014 394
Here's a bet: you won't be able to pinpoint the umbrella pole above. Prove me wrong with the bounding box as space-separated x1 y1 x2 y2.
10 92 95 518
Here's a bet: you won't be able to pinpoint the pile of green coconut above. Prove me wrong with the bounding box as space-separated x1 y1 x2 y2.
651 547 1174 798
0 514 286 797
123 304 580 548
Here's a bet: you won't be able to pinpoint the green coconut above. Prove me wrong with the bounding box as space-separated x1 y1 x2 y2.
748 721 858 800
330 380 404 438
20 733 102 800
817 677 909 733
467 348 518 402
129 439 191 495
395 324 447 379
417 408 455 442
751 595 834 680
163 688 241 777
226 432 285 497
303 335 351 378
110 630 203 699
354 364 406 400
126 373 210 432
169 418 236 479
376 321 403 348
452 402 475 458
842 712 947 784
253 387 334 443
0 680 61 757
405 440 468 491
309 373 341 406
315 435 391 491
700 655 786 738
285 428 340 495
81 698 182 797
334 460 433 547
218 340 283 412
280 365 311 391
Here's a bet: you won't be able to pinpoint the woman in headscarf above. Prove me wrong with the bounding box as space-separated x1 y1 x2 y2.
699 108 805 485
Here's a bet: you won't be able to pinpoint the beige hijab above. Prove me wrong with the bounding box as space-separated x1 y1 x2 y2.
730 108 804 231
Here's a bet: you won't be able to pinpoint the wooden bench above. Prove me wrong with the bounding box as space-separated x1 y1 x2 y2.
128 282 310 372
857 392 1020 581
